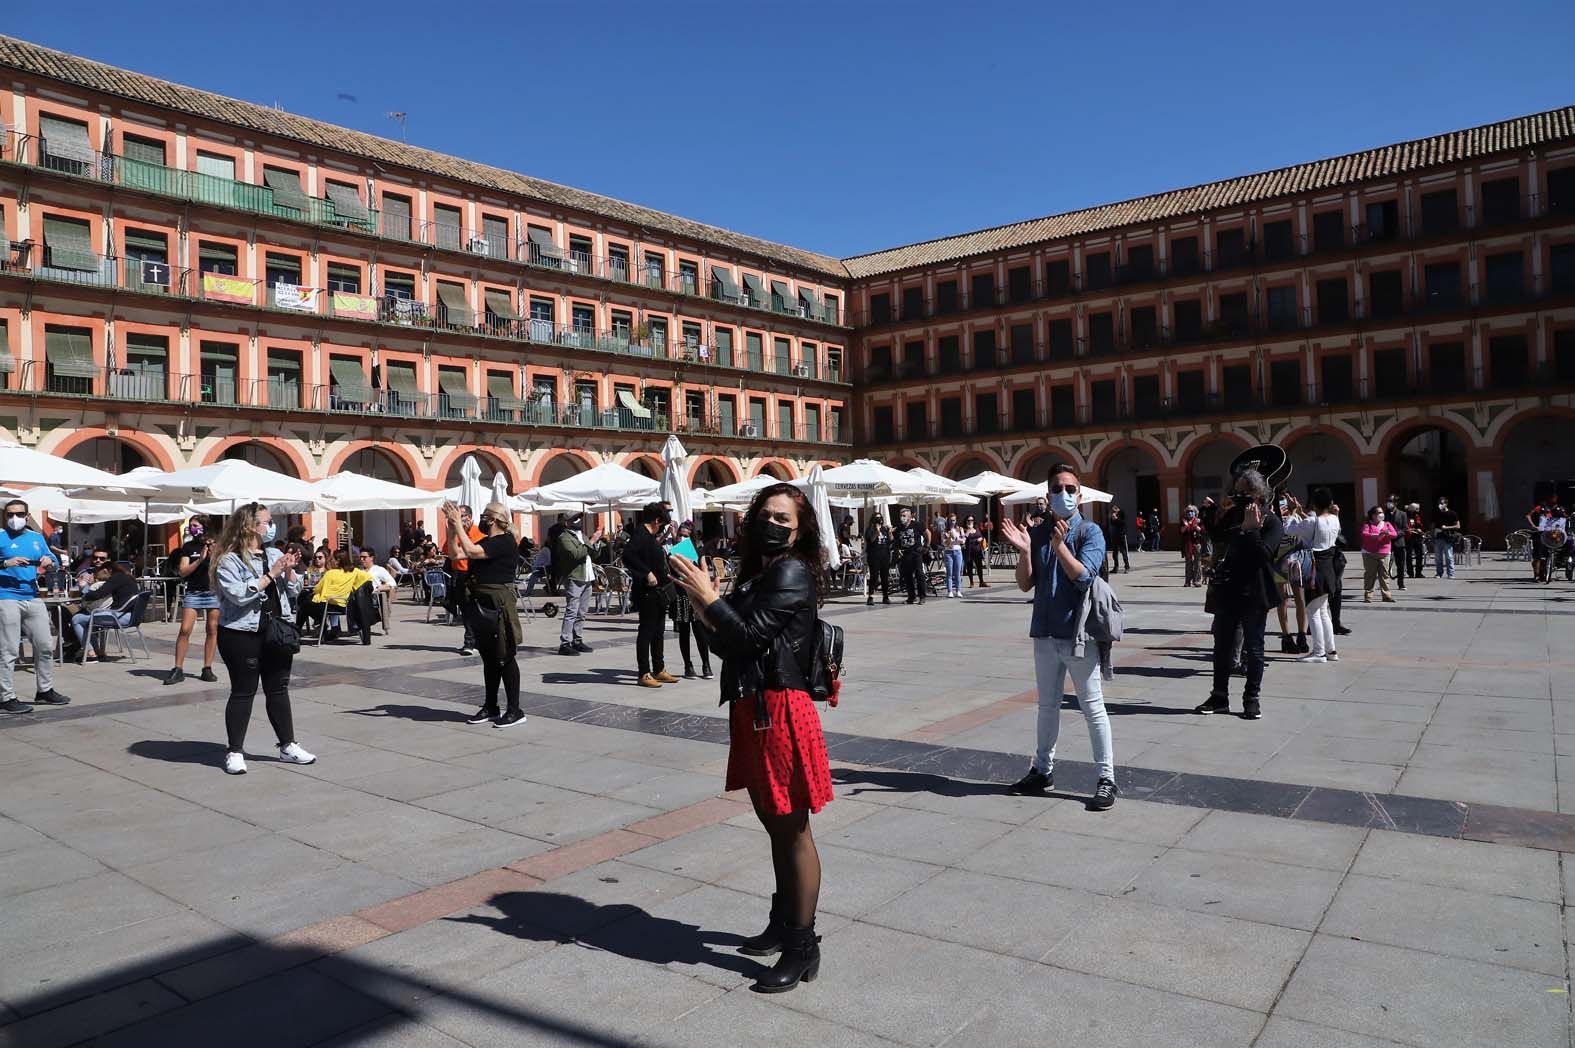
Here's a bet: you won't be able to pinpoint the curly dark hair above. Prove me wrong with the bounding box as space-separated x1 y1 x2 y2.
735 482 826 603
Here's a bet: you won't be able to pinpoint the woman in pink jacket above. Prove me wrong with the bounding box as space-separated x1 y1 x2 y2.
1360 506 1398 603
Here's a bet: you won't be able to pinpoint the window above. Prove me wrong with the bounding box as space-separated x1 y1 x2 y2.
718 395 737 436
1172 299 1204 341
265 252 303 309
1214 228 1247 269
119 333 168 401
1490 335 1529 387
1423 262 1462 309
1169 236 1200 277
970 271 995 308
438 366 474 417
42 214 95 272
873 405 895 443
902 340 925 377
1373 348 1408 397
1429 342 1468 392
1012 388 1036 431
940 398 963 438
480 214 510 261
976 393 999 435
973 329 996 369
1222 364 1253 404
1269 359 1301 407
868 344 891 381
1312 211 1345 253
1367 271 1404 318
1420 189 1458 234
1485 252 1524 302
1090 380 1118 422
44 325 95 391
432 204 463 251
1132 375 1161 418
1551 244 1575 294
1265 286 1298 330
1549 168 1575 215
1218 292 1250 334
1480 176 1520 225
574 305 597 339
827 346 843 381
1050 385 1075 426
1087 312 1114 355
324 181 370 229
905 400 928 439
434 281 474 329
775 337 792 375
805 404 822 442
38 114 93 175
1262 219 1295 261
714 328 734 368
381 269 416 300
678 259 699 295
901 285 924 320
869 292 891 324
1320 355 1354 403
0 318 10 386
648 317 669 353
262 166 310 217
1123 244 1155 282
195 151 235 182
937 335 961 374
1556 330 1575 382
1010 323 1034 364
1083 251 1111 290
1128 306 1159 349
778 402 795 440
1008 266 1032 302
567 234 593 273
1048 318 1075 360
747 333 764 371
1363 200 1399 242
801 341 818 378
1316 278 1348 324
266 347 302 408
527 226 563 269
380 192 413 240
325 262 361 293
823 294 840 325
124 227 170 291
607 243 630 282
122 134 165 167
1176 370 1205 413
199 341 238 405
770 280 794 314
1045 259 1073 295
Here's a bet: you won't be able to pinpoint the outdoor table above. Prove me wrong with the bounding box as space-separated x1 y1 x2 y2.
138 576 181 622
40 593 76 661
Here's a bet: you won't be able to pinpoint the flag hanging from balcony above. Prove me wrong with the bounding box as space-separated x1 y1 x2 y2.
201 272 254 304
331 291 378 320
139 259 171 286
273 281 322 312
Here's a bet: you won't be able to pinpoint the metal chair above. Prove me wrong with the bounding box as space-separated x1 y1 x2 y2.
423 569 448 622
82 589 152 663
1506 531 1533 562
1462 535 1483 567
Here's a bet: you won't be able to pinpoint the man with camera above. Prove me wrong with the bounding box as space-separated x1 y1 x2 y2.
1195 470 1284 720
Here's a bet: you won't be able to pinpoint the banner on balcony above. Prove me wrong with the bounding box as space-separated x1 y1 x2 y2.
202 273 254 304
139 260 172 286
331 291 378 320
273 281 322 312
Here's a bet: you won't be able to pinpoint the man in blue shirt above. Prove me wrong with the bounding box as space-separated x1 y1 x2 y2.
0 498 69 713
999 463 1117 810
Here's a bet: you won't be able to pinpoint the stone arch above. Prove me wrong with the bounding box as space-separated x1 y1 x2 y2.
442 448 516 491
56 431 167 473
1384 424 1470 529
621 454 664 481
329 442 417 483
1182 436 1249 509
884 454 924 471
1283 429 1361 536
940 450 1004 480
1015 444 1083 484
200 436 311 478
755 460 792 480
1092 442 1164 538
532 450 594 488
1499 412 1575 523
690 456 740 490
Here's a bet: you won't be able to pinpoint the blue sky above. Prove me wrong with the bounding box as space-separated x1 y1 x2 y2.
9 0 1574 259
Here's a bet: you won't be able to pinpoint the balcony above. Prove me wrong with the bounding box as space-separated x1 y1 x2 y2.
0 129 846 330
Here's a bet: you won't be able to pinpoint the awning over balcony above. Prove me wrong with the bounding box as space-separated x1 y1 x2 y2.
383 362 420 400
770 280 794 307
799 286 821 315
123 227 168 255
484 289 520 321
39 115 93 162
330 357 373 402
42 215 98 272
616 388 651 419
487 372 524 410
324 182 369 221
710 265 740 301
526 226 562 261
741 272 765 304
263 168 311 213
45 328 96 378
439 369 477 410
435 282 475 326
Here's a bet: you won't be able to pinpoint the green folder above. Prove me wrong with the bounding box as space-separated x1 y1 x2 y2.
670 537 699 562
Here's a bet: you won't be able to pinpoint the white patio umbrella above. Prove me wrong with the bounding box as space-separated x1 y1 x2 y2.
1002 482 1113 506
902 467 982 506
457 456 486 515
0 442 158 496
659 435 692 526
816 459 953 500
525 461 660 508
703 474 781 508
806 465 840 570
2 486 191 525
125 459 327 513
956 470 1036 497
308 472 444 512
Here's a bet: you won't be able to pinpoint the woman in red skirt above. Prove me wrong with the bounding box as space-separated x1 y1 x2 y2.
669 482 831 994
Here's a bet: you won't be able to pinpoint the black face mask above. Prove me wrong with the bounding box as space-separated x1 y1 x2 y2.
753 518 793 555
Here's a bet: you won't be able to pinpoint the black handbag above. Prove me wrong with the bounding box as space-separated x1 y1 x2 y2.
262 612 301 654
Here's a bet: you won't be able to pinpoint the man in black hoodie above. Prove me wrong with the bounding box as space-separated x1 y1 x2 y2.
622 502 675 688
894 507 926 604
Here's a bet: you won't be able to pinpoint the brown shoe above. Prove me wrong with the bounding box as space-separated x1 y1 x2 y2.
654 670 680 684
638 673 663 688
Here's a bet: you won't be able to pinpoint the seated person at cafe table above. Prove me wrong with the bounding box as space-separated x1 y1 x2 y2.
64 559 140 663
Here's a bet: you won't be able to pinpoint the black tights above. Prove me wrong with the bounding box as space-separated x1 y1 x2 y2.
219 627 295 753
677 621 710 671
480 636 521 713
752 793 820 928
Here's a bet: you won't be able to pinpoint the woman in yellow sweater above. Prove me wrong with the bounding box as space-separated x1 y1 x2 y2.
305 549 371 639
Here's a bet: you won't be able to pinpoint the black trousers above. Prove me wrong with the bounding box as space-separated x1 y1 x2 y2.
1210 604 1268 706
480 631 521 714
898 552 923 602
218 626 295 753
635 590 666 675
1390 544 1407 587
1110 536 1131 572
965 548 986 585
1405 543 1424 578
867 555 891 600
676 621 710 671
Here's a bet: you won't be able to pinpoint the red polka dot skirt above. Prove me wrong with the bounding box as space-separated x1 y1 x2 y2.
726 689 834 815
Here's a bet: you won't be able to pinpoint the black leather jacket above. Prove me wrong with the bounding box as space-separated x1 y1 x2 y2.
698 556 817 724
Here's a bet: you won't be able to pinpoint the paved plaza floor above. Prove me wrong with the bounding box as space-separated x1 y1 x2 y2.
2 551 1573 1046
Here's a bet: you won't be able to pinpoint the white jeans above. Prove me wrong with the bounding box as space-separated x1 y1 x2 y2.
0 598 55 701
1305 594 1334 656
1033 636 1115 782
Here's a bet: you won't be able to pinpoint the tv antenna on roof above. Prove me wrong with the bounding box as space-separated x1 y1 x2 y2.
386 111 407 141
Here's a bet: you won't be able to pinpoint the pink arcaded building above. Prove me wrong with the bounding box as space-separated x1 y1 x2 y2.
1 34 1572 547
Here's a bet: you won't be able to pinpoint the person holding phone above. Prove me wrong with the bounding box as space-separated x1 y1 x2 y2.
1195 470 1284 719
622 503 676 688
166 517 220 685
668 521 713 679
442 501 525 728
0 498 68 714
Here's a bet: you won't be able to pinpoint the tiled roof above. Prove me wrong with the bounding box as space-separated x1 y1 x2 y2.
0 35 849 280
842 105 1575 279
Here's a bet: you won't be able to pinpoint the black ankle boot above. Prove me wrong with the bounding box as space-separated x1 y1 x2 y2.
737 893 786 956
752 923 820 993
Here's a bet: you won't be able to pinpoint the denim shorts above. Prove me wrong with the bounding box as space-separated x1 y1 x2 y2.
182 590 221 610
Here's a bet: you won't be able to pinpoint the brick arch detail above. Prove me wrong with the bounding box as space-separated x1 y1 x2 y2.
527 450 596 489
689 455 742 488
617 452 665 480
939 448 1006 478
198 435 313 478
1374 414 1480 464
754 459 794 480
1085 437 1166 482
1278 423 1365 464
433 445 525 491
326 441 422 484
1175 430 1253 477
48 427 176 472
1486 404 1575 453
1013 442 1087 481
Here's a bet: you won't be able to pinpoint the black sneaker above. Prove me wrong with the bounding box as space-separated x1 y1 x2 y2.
867 597 874 607
1193 696 1230 715
1231 661 1247 676
0 699 32 715
572 639 593 653
557 643 580 656
199 667 219 683
1241 701 1262 721
1008 767 1052 795
34 690 69 706
494 710 527 729
683 665 697 679
163 667 185 686
465 706 500 725
1279 635 1296 654
1333 626 1352 636
1090 779 1119 811
701 665 714 679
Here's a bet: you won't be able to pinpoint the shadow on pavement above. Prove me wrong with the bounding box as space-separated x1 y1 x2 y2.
540 668 639 687
831 766 1007 799
346 703 470 723
127 739 229 765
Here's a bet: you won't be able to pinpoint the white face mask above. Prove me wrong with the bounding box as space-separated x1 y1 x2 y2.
4 515 25 532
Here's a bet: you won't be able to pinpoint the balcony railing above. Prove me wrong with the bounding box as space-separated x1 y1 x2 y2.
0 129 845 331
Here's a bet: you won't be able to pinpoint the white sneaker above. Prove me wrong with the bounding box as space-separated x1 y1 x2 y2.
1297 654 1327 663
277 742 317 765
1328 652 1340 661
224 751 247 775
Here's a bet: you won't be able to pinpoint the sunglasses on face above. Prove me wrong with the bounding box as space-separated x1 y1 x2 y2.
1048 484 1078 495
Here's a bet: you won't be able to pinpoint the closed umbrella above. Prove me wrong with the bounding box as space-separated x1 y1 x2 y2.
806 465 840 569
457 456 486 516
659 435 692 525
490 471 511 510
